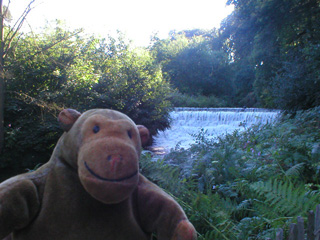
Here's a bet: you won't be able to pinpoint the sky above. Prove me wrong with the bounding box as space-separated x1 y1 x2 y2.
9 0 234 46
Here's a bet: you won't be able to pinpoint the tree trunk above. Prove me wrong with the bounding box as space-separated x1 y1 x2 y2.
0 0 4 154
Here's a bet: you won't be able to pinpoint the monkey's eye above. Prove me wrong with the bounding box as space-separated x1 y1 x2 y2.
127 130 132 139
93 125 100 134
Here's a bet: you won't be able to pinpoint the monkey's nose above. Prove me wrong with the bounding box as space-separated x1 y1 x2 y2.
107 154 123 162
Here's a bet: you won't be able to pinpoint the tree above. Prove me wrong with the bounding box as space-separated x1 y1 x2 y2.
0 0 4 154
7 22 88 103
151 32 234 99
272 45 320 110
0 0 35 153
221 0 320 109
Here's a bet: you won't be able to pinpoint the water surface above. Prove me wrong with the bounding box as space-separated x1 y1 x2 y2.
151 108 280 153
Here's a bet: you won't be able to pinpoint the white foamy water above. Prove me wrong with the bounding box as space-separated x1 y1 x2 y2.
152 108 280 152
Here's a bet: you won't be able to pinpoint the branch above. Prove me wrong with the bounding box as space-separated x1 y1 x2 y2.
3 0 11 22
3 0 35 59
7 91 63 114
23 29 84 67
38 30 83 54
6 0 35 38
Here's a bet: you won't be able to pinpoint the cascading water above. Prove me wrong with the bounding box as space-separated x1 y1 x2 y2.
151 108 280 153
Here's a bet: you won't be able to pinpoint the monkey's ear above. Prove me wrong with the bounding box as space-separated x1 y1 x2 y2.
58 109 81 132
137 125 150 147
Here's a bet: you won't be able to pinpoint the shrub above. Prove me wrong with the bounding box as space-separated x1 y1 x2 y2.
1 93 62 181
1 25 173 177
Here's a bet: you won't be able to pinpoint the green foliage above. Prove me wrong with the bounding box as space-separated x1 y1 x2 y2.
169 92 227 108
2 23 173 174
251 179 319 218
1 92 62 181
272 45 320 111
140 153 239 240
151 32 234 99
141 107 320 239
222 0 320 110
232 62 257 107
89 47 173 135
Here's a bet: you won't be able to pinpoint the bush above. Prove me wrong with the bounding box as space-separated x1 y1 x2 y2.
87 47 173 136
1 93 62 181
1 25 173 178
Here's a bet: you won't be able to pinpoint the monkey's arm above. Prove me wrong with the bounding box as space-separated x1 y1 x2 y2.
0 177 40 239
137 175 197 240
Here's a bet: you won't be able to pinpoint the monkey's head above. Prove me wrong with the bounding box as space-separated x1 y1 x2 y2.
57 109 149 204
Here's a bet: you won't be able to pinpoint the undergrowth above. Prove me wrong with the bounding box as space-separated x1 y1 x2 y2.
139 107 320 239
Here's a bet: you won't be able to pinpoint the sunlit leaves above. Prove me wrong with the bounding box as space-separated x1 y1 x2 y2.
65 58 99 90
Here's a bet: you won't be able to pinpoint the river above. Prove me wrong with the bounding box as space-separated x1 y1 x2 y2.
151 108 280 154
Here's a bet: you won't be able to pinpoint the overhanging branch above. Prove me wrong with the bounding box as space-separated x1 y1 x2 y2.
3 0 36 59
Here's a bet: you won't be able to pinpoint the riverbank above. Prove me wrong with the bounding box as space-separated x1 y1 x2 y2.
140 107 320 239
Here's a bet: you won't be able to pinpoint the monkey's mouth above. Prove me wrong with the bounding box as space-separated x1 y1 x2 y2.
84 162 138 182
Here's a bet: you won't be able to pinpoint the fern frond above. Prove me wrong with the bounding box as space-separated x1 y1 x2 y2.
237 199 252 211
285 163 305 178
251 179 318 217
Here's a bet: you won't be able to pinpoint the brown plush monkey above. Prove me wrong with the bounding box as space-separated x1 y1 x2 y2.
0 109 197 240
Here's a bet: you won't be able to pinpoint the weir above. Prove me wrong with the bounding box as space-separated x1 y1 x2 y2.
151 108 280 153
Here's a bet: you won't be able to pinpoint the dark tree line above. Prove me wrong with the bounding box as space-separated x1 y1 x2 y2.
150 0 320 110
222 0 320 110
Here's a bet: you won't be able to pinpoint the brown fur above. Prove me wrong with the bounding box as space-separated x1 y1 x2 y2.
137 125 150 147
0 109 197 240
